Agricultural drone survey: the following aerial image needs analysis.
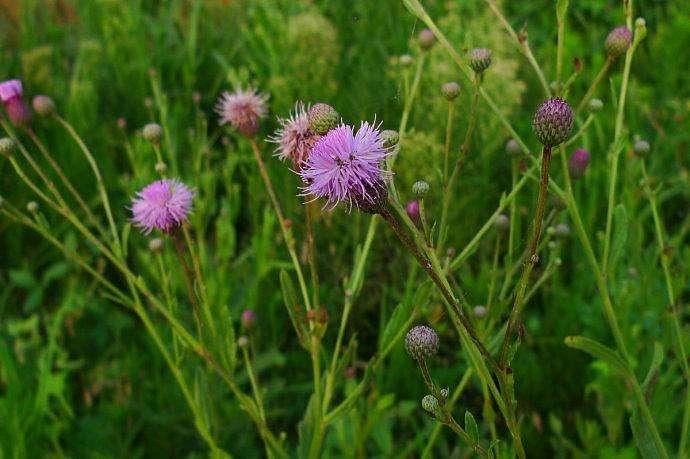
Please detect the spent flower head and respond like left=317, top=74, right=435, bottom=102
left=299, top=122, right=391, bottom=212
left=270, top=101, right=319, bottom=167
left=143, top=123, right=163, bottom=144
left=405, top=325, right=439, bottom=361
left=131, top=179, right=194, bottom=234
left=215, top=87, right=268, bottom=138
left=532, top=98, right=573, bottom=147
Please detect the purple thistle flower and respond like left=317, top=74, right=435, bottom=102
left=568, top=148, right=590, bottom=179
left=215, top=87, right=268, bottom=138
left=406, top=200, right=420, bottom=222
left=131, top=179, right=194, bottom=234
left=0, top=79, right=31, bottom=126
left=532, top=98, right=573, bottom=147
left=241, top=309, right=257, bottom=329
left=405, top=325, right=439, bottom=361
left=299, top=122, right=391, bottom=212
left=269, top=101, right=320, bottom=168
left=605, top=26, right=632, bottom=58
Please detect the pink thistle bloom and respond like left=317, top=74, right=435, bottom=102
left=131, top=179, right=194, bottom=234
left=0, top=79, right=31, bottom=126
left=299, top=122, right=391, bottom=212
left=215, top=87, right=268, bottom=138
left=269, top=101, right=319, bottom=168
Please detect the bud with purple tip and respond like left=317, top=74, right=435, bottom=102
left=418, top=28, right=436, bottom=51
left=406, top=200, right=420, bottom=222
left=441, top=82, right=460, bottom=101
left=468, top=48, right=492, bottom=74
left=0, top=80, right=31, bottom=127
left=241, top=309, right=257, bottom=329
left=568, top=148, right=590, bottom=179
left=605, top=27, right=632, bottom=58
left=32, top=95, right=55, bottom=117
left=532, top=98, right=573, bottom=147
left=307, top=103, right=339, bottom=135
left=405, top=325, right=439, bottom=361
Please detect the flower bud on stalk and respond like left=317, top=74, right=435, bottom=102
left=412, top=180, right=429, bottom=197
left=633, top=139, right=650, bottom=157
left=307, top=103, right=339, bottom=135
left=32, top=95, right=55, bottom=117
left=406, top=200, right=420, bottom=223
left=441, top=82, right=460, bottom=101
left=605, top=26, right=632, bottom=59
left=417, top=28, right=436, bottom=51
left=505, top=138, right=521, bottom=156
left=0, top=80, right=31, bottom=127
left=468, top=48, right=492, bottom=75
left=241, top=309, right=257, bottom=330
left=405, top=325, right=439, bottom=362
left=143, top=123, right=163, bottom=144
left=568, top=148, right=590, bottom=179
left=0, top=137, right=15, bottom=157
left=588, top=98, right=604, bottom=113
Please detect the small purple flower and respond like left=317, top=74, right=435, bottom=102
left=468, top=48, right=492, bottom=73
left=568, top=148, right=590, bottom=179
left=131, top=179, right=194, bottom=234
left=215, top=87, right=268, bottom=138
left=605, top=26, right=632, bottom=58
left=299, top=122, right=391, bottom=212
left=269, top=101, right=319, bottom=168
left=0, top=79, right=30, bottom=126
left=405, top=325, right=439, bottom=361
left=406, top=200, right=420, bottom=222
left=532, top=98, right=573, bottom=147
left=241, top=309, right=257, bottom=329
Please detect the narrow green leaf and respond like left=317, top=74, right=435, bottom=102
left=564, top=335, right=629, bottom=376
left=642, top=342, right=664, bottom=396
left=465, top=410, right=479, bottom=443
left=630, top=409, right=666, bottom=459
left=279, top=270, right=307, bottom=347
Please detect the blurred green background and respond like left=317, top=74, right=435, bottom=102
left=1, top=0, right=689, bottom=456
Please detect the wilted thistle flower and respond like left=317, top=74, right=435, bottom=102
left=494, top=213, right=509, bottom=232
left=588, top=98, right=604, bottom=112
left=532, top=98, right=573, bottom=147
left=421, top=394, right=443, bottom=418
left=468, top=48, right=492, bottom=74
left=405, top=325, right=439, bottom=361
left=605, top=26, right=632, bottom=58
left=505, top=138, right=521, bottom=156
left=568, top=148, right=590, bottom=179
left=307, top=103, right=339, bottom=135
left=143, top=123, right=163, bottom=144
left=0, top=79, right=31, bottom=126
left=380, top=130, right=399, bottom=149
left=634, top=139, right=650, bottom=157
left=406, top=200, right=420, bottom=222
left=215, top=87, right=269, bottom=138
left=31, top=95, right=55, bottom=117
left=418, top=28, right=436, bottom=51
left=241, top=309, right=257, bottom=329
left=0, top=137, right=15, bottom=157
left=412, top=180, right=429, bottom=197
left=299, top=122, right=391, bottom=212
left=441, top=82, right=460, bottom=101
left=270, top=101, right=319, bottom=167
left=131, top=179, right=194, bottom=234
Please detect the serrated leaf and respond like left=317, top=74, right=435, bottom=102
left=564, top=335, right=629, bottom=376
left=465, top=410, right=479, bottom=443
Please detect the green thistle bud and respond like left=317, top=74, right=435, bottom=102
left=633, top=139, right=650, bottom=157
left=412, top=180, right=429, bottom=197
left=27, top=201, right=39, bottom=214
left=32, top=95, right=55, bottom=117
left=532, top=98, right=573, bottom=147
left=155, top=161, right=167, bottom=174
left=0, top=137, right=16, bottom=157
left=149, top=238, right=164, bottom=252
left=421, top=394, right=443, bottom=418
left=441, top=82, right=460, bottom=101
left=380, top=129, right=399, bottom=149
left=588, top=98, right=604, bottom=112
left=605, top=27, right=632, bottom=58
left=143, top=123, right=163, bottom=144
left=308, top=103, right=339, bottom=135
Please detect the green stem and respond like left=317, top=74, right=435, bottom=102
left=446, top=416, right=489, bottom=458
left=242, top=346, right=267, bottom=423
left=574, top=57, right=612, bottom=117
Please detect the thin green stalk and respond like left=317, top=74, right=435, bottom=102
left=564, top=114, right=595, bottom=148
left=446, top=416, right=489, bottom=458
left=242, top=345, right=267, bottom=423
left=574, top=57, right=612, bottom=116
left=556, top=0, right=569, bottom=89
left=182, top=225, right=217, bottom=338
left=442, top=100, right=454, bottom=190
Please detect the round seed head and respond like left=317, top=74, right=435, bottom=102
left=412, top=180, right=429, bottom=197
left=27, top=201, right=39, bottom=214
left=588, top=98, right=604, bottom=112
left=418, top=28, right=436, bottom=51
left=568, top=148, right=590, bottom=179
left=605, top=26, right=632, bottom=58
left=505, top=138, right=521, bottom=156
left=633, top=139, right=650, bottom=157
left=307, top=103, right=340, bottom=135
left=406, top=200, right=420, bottom=222
left=468, top=48, right=492, bottom=74
left=0, top=137, right=15, bottom=157
left=421, top=394, right=441, bottom=417
left=148, top=238, right=164, bottom=252
left=241, top=309, right=257, bottom=329
left=32, top=95, right=55, bottom=117
left=405, top=325, right=439, bottom=361
left=143, top=123, right=163, bottom=144
left=441, top=82, right=460, bottom=101
left=380, top=129, right=399, bottom=149
left=532, top=98, right=573, bottom=147
left=494, top=213, right=509, bottom=232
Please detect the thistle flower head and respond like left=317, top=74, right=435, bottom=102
left=605, top=26, right=632, bottom=58
left=131, top=178, right=194, bottom=234
left=418, top=28, right=436, bottom=51
left=412, top=180, right=429, bottom=197
left=406, top=200, right=420, bottom=222
left=307, top=103, right=340, bottom=135
left=215, top=87, right=269, bottom=138
left=568, top=148, right=590, bottom=179
left=494, top=213, right=509, bottom=231
left=241, top=309, right=257, bottom=329
left=143, top=123, right=163, bottom=144
left=468, top=48, right=492, bottom=74
left=405, top=325, right=439, bottom=361
left=269, top=101, right=319, bottom=167
left=441, top=81, right=460, bottom=101
left=0, top=137, right=15, bottom=157
left=299, top=122, right=391, bottom=213
left=32, top=95, right=55, bottom=117
left=0, top=79, right=30, bottom=126
left=505, top=138, right=521, bottom=156
left=633, top=139, right=650, bottom=157
left=532, top=98, right=573, bottom=147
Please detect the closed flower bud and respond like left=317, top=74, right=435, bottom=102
left=441, top=82, right=460, bottom=101
left=32, top=95, right=55, bottom=116
left=155, top=161, right=167, bottom=174
left=241, top=309, right=257, bottom=329
left=505, top=138, right=521, bottom=156
left=568, top=148, right=590, bottom=179
left=418, top=28, right=436, bottom=51
left=633, top=139, right=650, bottom=157
left=532, top=98, right=573, bottom=147
left=405, top=325, right=439, bottom=361
left=0, top=80, right=31, bottom=127
left=380, top=129, right=399, bottom=149
left=399, top=54, right=414, bottom=67
left=27, top=201, right=39, bottom=214
left=406, top=200, right=420, bottom=222
left=148, top=238, right=164, bottom=252
left=0, top=137, right=15, bottom=157
left=412, top=180, right=429, bottom=197
left=494, top=213, right=509, bottom=232
left=473, top=305, right=488, bottom=318
left=421, top=394, right=443, bottom=418
left=588, top=98, right=604, bottom=112
left=605, top=26, right=632, bottom=58
left=238, top=336, right=249, bottom=348
left=143, top=123, right=163, bottom=144
left=468, top=48, right=492, bottom=74
left=307, top=103, right=339, bottom=135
